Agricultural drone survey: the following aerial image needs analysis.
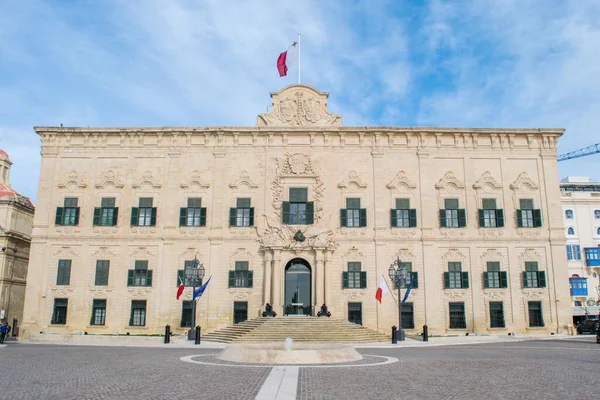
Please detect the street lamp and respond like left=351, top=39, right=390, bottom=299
left=388, top=255, right=410, bottom=342
left=184, top=255, right=205, bottom=341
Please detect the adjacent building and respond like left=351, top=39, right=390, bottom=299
left=0, top=149, right=35, bottom=335
left=560, top=176, right=600, bottom=324
left=21, top=84, right=572, bottom=338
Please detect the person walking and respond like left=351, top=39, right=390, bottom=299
left=0, top=322, right=9, bottom=344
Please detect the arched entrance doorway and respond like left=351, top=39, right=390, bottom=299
left=284, top=258, right=312, bottom=316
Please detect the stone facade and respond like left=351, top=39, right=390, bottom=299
left=21, top=84, right=571, bottom=338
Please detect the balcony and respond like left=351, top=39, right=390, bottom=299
left=569, top=277, right=588, bottom=297
left=584, top=248, right=600, bottom=267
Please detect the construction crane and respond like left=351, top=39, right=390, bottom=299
left=557, top=143, right=600, bottom=162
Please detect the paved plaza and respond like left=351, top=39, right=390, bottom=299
left=1, top=337, right=599, bottom=399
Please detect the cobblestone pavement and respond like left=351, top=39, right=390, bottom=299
left=1, top=337, right=599, bottom=400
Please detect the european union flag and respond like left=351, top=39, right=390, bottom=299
left=193, top=276, right=212, bottom=300
left=402, top=276, right=414, bottom=303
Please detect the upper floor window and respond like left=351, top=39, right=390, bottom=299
left=523, top=261, right=546, bottom=288
left=56, top=260, right=71, bottom=285
left=55, top=198, right=80, bottom=226
left=478, top=198, right=504, bottom=228
left=131, top=198, right=156, bottom=227
left=93, top=197, right=118, bottom=226
left=585, top=247, right=600, bottom=267
left=566, top=244, right=581, bottom=261
left=282, top=188, right=314, bottom=225
left=444, top=262, right=469, bottom=289
left=94, top=260, right=110, bottom=286
left=391, top=198, right=417, bottom=228
left=180, top=198, right=206, bottom=227
left=569, top=277, right=588, bottom=297
left=228, top=261, right=253, bottom=288
left=567, top=227, right=575, bottom=236
left=517, top=199, right=542, bottom=228
left=595, top=210, right=600, bottom=219
left=440, top=198, right=466, bottom=228
left=341, top=198, right=367, bottom=227
left=597, top=227, right=600, bottom=236
left=565, top=210, right=574, bottom=219
left=342, top=262, right=367, bottom=289
left=230, top=198, right=254, bottom=227
left=127, top=260, right=153, bottom=287
left=392, top=262, right=419, bottom=289
left=483, top=261, right=508, bottom=288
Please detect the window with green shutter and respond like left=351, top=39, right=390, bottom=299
left=479, top=199, right=503, bottom=228
left=489, top=302, right=505, bottom=328
left=128, top=260, right=152, bottom=287
left=344, top=262, right=364, bottom=289
left=180, top=198, right=206, bottom=227
left=134, top=197, right=156, bottom=226
left=285, top=188, right=313, bottom=225
left=342, top=198, right=366, bottom=227
left=524, top=261, right=541, bottom=288
left=517, top=199, right=541, bottom=228
left=130, top=300, right=147, bottom=326
left=445, top=262, right=466, bottom=289
left=95, top=260, right=110, bottom=286
left=230, top=198, right=253, bottom=227
left=94, top=197, right=118, bottom=226
left=441, top=199, right=465, bottom=228
left=391, top=198, right=417, bottom=228
left=56, top=260, right=71, bottom=285
left=229, top=261, right=252, bottom=288
left=90, top=299, right=106, bottom=325
left=59, top=198, right=80, bottom=226
left=51, top=298, right=68, bottom=325
left=528, top=301, right=544, bottom=327
left=180, top=300, right=193, bottom=327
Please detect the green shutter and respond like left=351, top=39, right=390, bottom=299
left=177, top=270, right=184, bottom=287
left=483, top=272, right=489, bottom=288
left=229, top=208, right=237, bottom=226
left=461, top=272, right=469, bottom=288
left=411, top=272, right=418, bottom=289
left=150, top=208, right=157, bottom=226
left=496, top=209, right=504, bottom=227
left=247, top=271, right=253, bottom=288
left=522, top=271, right=528, bottom=288
left=180, top=208, right=188, bottom=226
left=112, top=208, right=119, bottom=226
left=282, top=202, right=290, bottom=224
left=93, top=208, right=101, bottom=226
left=249, top=208, right=254, bottom=226
left=359, top=209, right=367, bottom=227
left=458, top=209, right=466, bottom=227
left=306, top=201, right=314, bottom=224
left=517, top=210, right=523, bottom=228
left=127, top=270, right=134, bottom=286
left=538, top=271, right=546, bottom=288
left=390, top=210, right=397, bottom=227
left=342, top=272, right=349, bottom=289
left=439, top=210, right=447, bottom=227
left=200, top=208, right=207, bottom=226
left=360, top=271, right=367, bottom=289
left=55, top=207, right=64, bottom=225
left=478, top=209, right=485, bottom=227
left=500, top=271, right=508, bottom=288
left=340, top=209, right=348, bottom=227
left=146, top=270, right=153, bottom=287
left=130, top=208, right=139, bottom=226
left=129, top=306, right=134, bottom=326
left=74, top=208, right=80, bottom=225
left=409, top=209, right=417, bottom=227
left=533, top=209, right=542, bottom=227
left=228, top=271, right=235, bottom=288
left=444, top=272, right=450, bottom=289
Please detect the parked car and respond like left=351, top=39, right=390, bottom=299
left=577, top=319, right=599, bottom=335
left=597, top=327, right=600, bottom=343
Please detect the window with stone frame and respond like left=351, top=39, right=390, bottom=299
left=131, top=197, right=157, bottom=227
left=129, top=300, right=147, bottom=326
left=229, top=198, right=254, bottom=227
left=282, top=188, right=314, bottom=225
left=51, top=298, right=68, bottom=325
left=341, top=198, right=367, bottom=227
left=180, top=198, right=206, bottom=227
left=528, top=301, right=544, bottom=327
left=479, top=198, right=504, bottom=228
left=444, top=262, right=469, bottom=289
left=391, top=198, right=417, bottom=228
left=94, top=260, right=110, bottom=286
left=342, top=262, right=366, bottom=289
left=90, top=299, right=106, bottom=326
left=56, top=260, right=71, bottom=285
left=517, top=199, right=542, bottom=228
left=180, top=301, right=192, bottom=328
left=489, top=301, right=505, bottom=328
left=93, top=197, right=118, bottom=226
left=56, top=197, right=80, bottom=226
left=449, top=302, right=466, bottom=329
left=440, top=198, right=466, bottom=228
left=228, top=261, right=253, bottom=288
left=127, top=260, right=153, bottom=287
left=523, top=261, right=546, bottom=288
left=483, top=261, right=507, bottom=288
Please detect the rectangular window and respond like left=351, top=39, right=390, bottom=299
left=517, top=199, right=542, bottom=228
left=566, top=245, right=582, bottom=261
left=524, top=262, right=539, bottom=288
left=528, top=301, right=544, bottom=327
left=489, top=302, right=505, bottom=328
left=91, top=299, right=106, bottom=326
left=93, top=197, right=118, bottom=226
left=130, top=300, right=147, bottom=326
left=56, top=260, right=71, bottom=285
left=228, top=261, right=253, bottom=288
left=448, top=262, right=462, bottom=289
left=128, top=261, right=153, bottom=287
left=290, top=188, right=308, bottom=203
left=346, top=198, right=361, bottom=227
left=401, top=302, right=415, bottom=329
left=56, top=197, right=80, bottom=226
left=486, top=262, right=500, bottom=288
left=449, top=302, right=466, bottom=329
left=347, top=262, right=362, bottom=289
left=234, top=301, right=248, bottom=324
left=569, top=277, right=588, bottom=296
left=234, top=198, right=252, bottom=227
left=180, top=198, right=206, bottom=227
left=440, top=199, right=465, bottom=228
left=283, top=188, right=313, bottom=225
left=51, top=298, right=68, bottom=325
left=180, top=301, right=192, bottom=328
left=482, top=210, right=497, bottom=227
left=520, top=199, right=534, bottom=209
left=396, top=198, right=410, bottom=209
left=138, top=198, right=154, bottom=226
left=482, top=199, right=497, bottom=209
left=585, top=247, right=600, bottom=266
left=94, top=260, right=110, bottom=286
left=391, top=198, right=417, bottom=228
left=348, top=302, right=362, bottom=325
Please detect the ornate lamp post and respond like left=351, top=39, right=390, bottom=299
left=388, top=255, right=409, bottom=342
left=184, top=255, right=205, bottom=341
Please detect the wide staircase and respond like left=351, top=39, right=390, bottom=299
left=201, top=317, right=390, bottom=344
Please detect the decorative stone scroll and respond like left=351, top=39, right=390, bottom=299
left=229, top=170, right=259, bottom=190
left=181, top=170, right=210, bottom=190
left=337, top=171, right=367, bottom=191
left=95, top=170, right=125, bottom=189
left=510, top=172, right=539, bottom=192
left=435, top=171, right=465, bottom=191
left=386, top=171, right=417, bottom=191
left=58, top=170, right=87, bottom=189
left=133, top=171, right=161, bottom=189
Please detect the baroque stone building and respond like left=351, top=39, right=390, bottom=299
left=21, top=84, right=571, bottom=338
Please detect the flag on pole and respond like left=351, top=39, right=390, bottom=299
left=193, top=276, right=212, bottom=301
left=402, top=275, right=414, bottom=303
left=375, top=275, right=389, bottom=303
left=277, top=41, right=299, bottom=77
left=176, top=277, right=185, bottom=300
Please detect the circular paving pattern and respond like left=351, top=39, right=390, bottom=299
left=180, top=353, right=399, bottom=368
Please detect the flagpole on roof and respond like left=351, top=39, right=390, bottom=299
left=297, top=33, right=301, bottom=84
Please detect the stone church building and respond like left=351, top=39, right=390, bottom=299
left=21, top=84, right=571, bottom=338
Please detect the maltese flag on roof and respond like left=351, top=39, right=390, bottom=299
left=277, top=40, right=299, bottom=77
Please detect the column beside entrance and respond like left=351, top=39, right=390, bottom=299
left=315, top=250, right=325, bottom=309
left=272, top=249, right=282, bottom=316
left=263, top=251, right=273, bottom=306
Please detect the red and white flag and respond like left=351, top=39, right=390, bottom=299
left=176, top=277, right=185, bottom=300
left=375, top=275, right=389, bottom=303
left=277, top=41, right=299, bottom=77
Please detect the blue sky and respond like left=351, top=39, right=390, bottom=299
left=2, top=0, right=600, bottom=203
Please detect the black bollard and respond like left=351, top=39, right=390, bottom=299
left=194, top=326, right=201, bottom=345
left=423, top=325, right=428, bottom=342
left=164, top=325, right=171, bottom=344
left=392, top=325, right=398, bottom=344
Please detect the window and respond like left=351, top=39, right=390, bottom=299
left=523, top=262, right=546, bottom=288
left=440, top=198, right=466, bottom=228
left=131, top=198, right=157, bottom=227
left=341, top=198, right=367, bottom=227
left=595, top=210, right=600, bottom=219
left=229, top=198, right=253, bottom=227
left=393, top=262, right=419, bottom=289
left=569, top=277, right=588, bottom=296
left=233, top=301, right=248, bottom=324
left=348, top=302, right=362, bottom=325
left=90, top=299, right=106, bottom=326
left=228, top=261, right=253, bottom=288
left=179, top=198, right=207, bottom=227
left=489, top=302, right=505, bottom=328
left=483, top=261, right=508, bottom=288
left=449, top=302, right=466, bottom=329
left=597, top=227, right=600, bottom=236
left=528, top=301, right=544, bottom=327
left=56, top=260, right=71, bottom=285
left=479, top=198, right=504, bottom=228
left=391, top=198, right=417, bottom=228
left=94, top=260, right=110, bottom=286
left=585, top=248, right=600, bottom=266
left=343, top=262, right=367, bottom=289
left=401, top=302, right=415, bottom=329
left=517, top=199, right=542, bottom=228
left=127, top=261, right=153, bottom=287
left=282, top=188, right=314, bottom=225
left=51, top=298, right=68, bottom=325
left=565, top=210, right=574, bottom=219
left=180, top=301, right=192, bottom=328
left=444, top=262, right=469, bottom=289
left=566, top=245, right=581, bottom=261
left=93, top=198, right=118, bottom=226
left=55, top=198, right=80, bottom=226
left=567, top=227, right=575, bottom=236
left=129, top=300, right=147, bottom=326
